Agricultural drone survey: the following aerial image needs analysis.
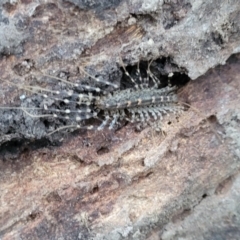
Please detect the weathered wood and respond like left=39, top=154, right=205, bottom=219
left=0, top=0, right=240, bottom=239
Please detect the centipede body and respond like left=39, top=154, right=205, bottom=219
left=0, top=59, right=184, bottom=137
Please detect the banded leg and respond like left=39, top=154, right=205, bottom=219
left=47, top=123, right=94, bottom=136
left=141, top=108, right=151, bottom=121
left=3, top=76, right=99, bottom=109
left=21, top=107, right=97, bottom=121
left=127, top=108, right=137, bottom=123
left=119, top=109, right=126, bottom=120
left=151, top=107, right=163, bottom=120
left=98, top=111, right=110, bottom=130
left=135, top=61, right=146, bottom=89
left=148, top=108, right=158, bottom=120
left=136, top=108, right=145, bottom=122
left=146, top=59, right=161, bottom=88
left=119, top=56, right=140, bottom=90
left=109, top=112, right=119, bottom=130
left=79, top=67, right=119, bottom=90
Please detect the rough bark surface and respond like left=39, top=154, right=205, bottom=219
left=0, top=0, right=240, bottom=239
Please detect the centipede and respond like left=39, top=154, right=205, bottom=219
left=0, top=58, right=185, bottom=141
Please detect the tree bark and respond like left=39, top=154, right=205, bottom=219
left=0, top=0, right=240, bottom=239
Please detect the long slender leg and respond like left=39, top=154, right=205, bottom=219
left=128, top=108, right=137, bottom=122
left=148, top=108, right=158, bottom=120
left=97, top=111, right=110, bottom=130
left=146, top=59, right=161, bottom=88
left=118, top=109, right=126, bottom=121
left=42, top=74, right=104, bottom=92
left=24, top=75, right=102, bottom=97
left=151, top=107, right=163, bottom=120
left=109, top=112, right=119, bottom=130
left=2, top=77, right=99, bottom=111
left=79, top=67, right=119, bottom=90
left=47, top=124, right=94, bottom=136
left=135, top=61, right=146, bottom=89
left=118, top=56, right=140, bottom=90
left=20, top=107, right=97, bottom=121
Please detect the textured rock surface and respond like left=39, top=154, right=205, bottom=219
left=0, top=0, right=240, bottom=239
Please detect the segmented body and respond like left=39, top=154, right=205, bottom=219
left=1, top=61, right=183, bottom=135
left=95, top=86, right=179, bottom=130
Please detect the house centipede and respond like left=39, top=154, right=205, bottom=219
left=0, top=58, right=186, bottom=142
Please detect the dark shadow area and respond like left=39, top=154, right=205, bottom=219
left=0, top=137, right=58, bottom=160
left=120, top=57, right=190, bottom=89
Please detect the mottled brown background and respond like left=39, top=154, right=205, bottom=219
left=0, top=0, right=240, bottom=239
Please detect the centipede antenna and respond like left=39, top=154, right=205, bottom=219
left=1, top=79, right=39, bottom=93
left=0, top=106, right=42, bottom=110
left=1, top=78, right=62, bottom=100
